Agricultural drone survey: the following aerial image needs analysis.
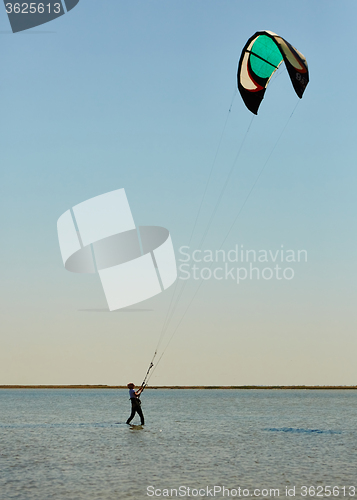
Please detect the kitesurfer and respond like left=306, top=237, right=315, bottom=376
left=126, top=383, right=145, bottom=425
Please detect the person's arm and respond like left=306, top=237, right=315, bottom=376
left=135, top=386, right=144, bottom=396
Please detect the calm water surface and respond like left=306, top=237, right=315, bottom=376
left=0, top=390, right=356, bottom=499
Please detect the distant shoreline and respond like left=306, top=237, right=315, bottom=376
left=1, top=385, right=356, bottom=390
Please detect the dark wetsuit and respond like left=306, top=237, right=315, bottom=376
left=126, top=388, right=144, bottom=425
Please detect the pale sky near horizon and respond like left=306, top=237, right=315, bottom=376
left=1, top=0, right=356, bottom=386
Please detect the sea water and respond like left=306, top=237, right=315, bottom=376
left=0, top=389, right=356, bottom=499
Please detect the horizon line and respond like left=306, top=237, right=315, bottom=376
left=1, top=385, right=357, bottom=390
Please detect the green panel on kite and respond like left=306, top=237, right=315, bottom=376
left=250, top=35, right=283, bottom=78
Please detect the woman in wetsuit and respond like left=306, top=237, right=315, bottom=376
left=126, top=383, right=145, bottom=425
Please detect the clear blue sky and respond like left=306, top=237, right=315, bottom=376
left=1, top=0, right=356, bottom=385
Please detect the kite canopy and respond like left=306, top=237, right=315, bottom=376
left=237, top=31, right=309, bottom=114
